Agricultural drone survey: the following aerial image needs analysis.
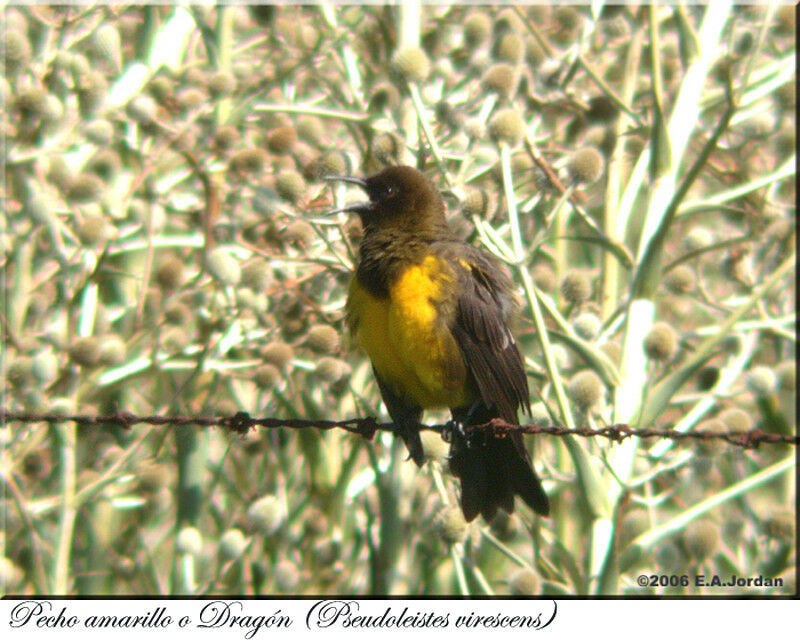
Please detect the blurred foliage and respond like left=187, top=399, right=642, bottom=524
left=1, top=4, right=795, bottom=596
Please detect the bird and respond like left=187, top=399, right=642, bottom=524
left=326, top=165, right=549, bottom=522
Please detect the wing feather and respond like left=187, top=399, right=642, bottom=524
left=440, top=243, right=530, bottom=422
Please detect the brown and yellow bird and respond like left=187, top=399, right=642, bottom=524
left=327, top=165, right=548, bottom=522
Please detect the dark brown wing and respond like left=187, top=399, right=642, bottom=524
left=434, top=241, right=549, bottom=520
left=438, top=242, right=531, bottom=422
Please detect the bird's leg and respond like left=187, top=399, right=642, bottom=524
left=396, top=422, right=425, bottom=467
left=372, top=372, right=425, bottom=466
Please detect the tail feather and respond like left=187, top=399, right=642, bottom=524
left=448, top=413, right=549, bottom=522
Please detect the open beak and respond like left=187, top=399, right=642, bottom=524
left=324, top=174, right=370, bottom=215
left=323, top=175, right=367, bottom=189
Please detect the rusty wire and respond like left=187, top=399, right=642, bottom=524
left=1, top=410, right=795, bottom=449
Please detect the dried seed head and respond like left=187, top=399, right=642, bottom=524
left=555, top=5, right=583, bottom=32
left=568, top=369, right=604, bottom=411
left=684, top=227, right=714, bottom=252
left=717, top=408, right=751, bottom=433
left=463, top=12, right=492, bottom=49
left=7, top=356, right=34, bottom=388
left=745, top=366, right=777, bottom=397
left=229, top=148, right=268, bottom=174
left=573, top=312, right=601, bottom=341
left=212, top=125, right=239, bottom=151
left=663, top=265, right=696, bottom=294
left=176, top=526, right=203, bottom=556
left=462, top=187, right=491, bottom=218
left=283, top=219, right=315, bottom=247
left=296, top=115, right=325, bottom=146
left=488, top=108, right=525, bottom=146
left=560, top=269, right=592, bottom=305
left=97, top=335, right=126, bottom=366
left=531, top=263, right=556, bottom=293
left=75, top=213, right=108, bottom=245
left=66, top=174, right=104, bottom=204
left=208, top=70, right=237, bottom=98
left=267, top=125, right=298, bottom=154
left=306, top=324, right=340, bottom=354
left=697, top=366, right=720, bottom=391
left=643, top=322, right=678, bottom=361
left=273, top=560, right=300, bottom=592
left=492, top=32, right=525, bottom=64
left=261, top=342, right=294, bottom=369
left=313, top=150, right=349, bottom=178
left=530, top=402, right=551, bottom=428
left=91, top=24, right=122, bottom=71
left=314, top=357, right=351, bottom=382
left=435, top=505, right=468, bottom=545
left=175, top=87, right=206, bottom=111
left=126, top=94, right=158, bottom=124
left=524, top=34, right=546, bottom=66
left=85, top=119, right=114, bottom=146
left=254, top=363, right=281, bottom=389
left=508, top=568, right=540, bottom=595
left=5, top=28, right=32, bottom=72
left=654, top=542, right=683, bottom=572
left=493, top=8, right=523, bottom=36
left=246, top=495, right=285, bottom=535
left=164, top=300, right=191, bottom=326
left=568, top=370, right=604, bottom=410
left=205, top=247, right=241, bottom=286
left=683, top=519, right=721, bottom=561
left=566, top=146, right=605, bottom=185
left=391, top=46, right=430, bottom=83
left=481, top=62, right=519, bottom=99
left=87, top=149, right=121, bottom=182
left=69, top=336, right=101, bottom=368
left=241, top=259, right=271, bottom=292
left=367, top=81, right=401, bottom=114
left=274, top=170, right=306, bottom=203
left=32, top=350, right=59, bottom=384
left=15, top=87, right=50, bottom=120
left=586, top=94, right=620, bottom=123
left=162, top=327, right=189, bottom=352
left=219, top=528, right=248, bottom=561
left=148, top=75, right=174, bottom=104
left=236, top=287, right=266, bottom=314
left=369, top=132, right=403, bottom=167
left=155, top=256, right=184, bottom=291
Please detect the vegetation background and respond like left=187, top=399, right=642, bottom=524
left=2, top=3, right=795, bottom=596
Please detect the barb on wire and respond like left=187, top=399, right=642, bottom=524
left=1, top=409, right=796, bottom=450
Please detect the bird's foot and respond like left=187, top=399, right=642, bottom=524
left=441, top=418, right=466, bottom=445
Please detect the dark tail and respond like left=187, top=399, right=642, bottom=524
left=448, top=409, right=549, bottom=523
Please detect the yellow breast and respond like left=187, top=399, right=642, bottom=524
left=347, top=254, right=469, bottom=409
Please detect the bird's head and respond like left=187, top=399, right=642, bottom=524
left=325, top=166, right=447, bottom=233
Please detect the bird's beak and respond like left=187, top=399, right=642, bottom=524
left=324, top=174, right=370, bottom=215
left=323, top=174, right=368, bottom=189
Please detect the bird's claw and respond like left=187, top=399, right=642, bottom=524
left=442, top=418, right=466, bottom=444
left=397, top=424, right=425, bottom=467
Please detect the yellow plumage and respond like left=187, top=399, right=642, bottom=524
left=347, top=254, right=469, bottom=409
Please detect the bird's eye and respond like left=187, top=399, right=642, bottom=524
left=384, top=184, right=397, bottom=198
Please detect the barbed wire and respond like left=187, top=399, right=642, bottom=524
left=1, top=409, right=796, bottom=449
